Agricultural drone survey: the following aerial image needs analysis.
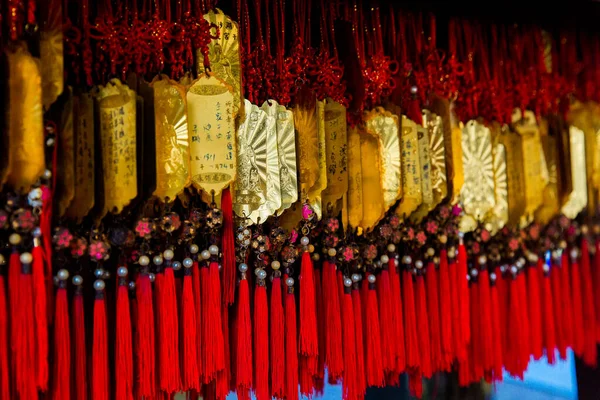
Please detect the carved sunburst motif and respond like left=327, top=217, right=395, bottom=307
left=423, top=110, right=447, bottom=206
left=487, top=143, right=508, bottom=234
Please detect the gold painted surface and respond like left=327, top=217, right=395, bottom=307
left=569, top=102, right=598, bottom=213
left=450, top=124, right=465, bottom=202
left=423, top=110, right=447, bottom=207
left=322, top=99, right=348, bottom=211
left=459, top=120, right=495, bottom=221
left=495, top=126, right=526, bottom=226
left=485, top=143, right=508, bottom=234
left=57, top=89, right=75, bottom=217
left=198, top=9, right=243, bottom=120
left=293, top=95, right=319, bottom=200
left=6, top=45, right=45, bottom=193
left=535, top=125, right=560, bottom=224
left=307, top=100, right=328, bottom=220
left=347, top=126, right=364, bottom=229
left=428, top=96, right=455, bottom=199
left=562, top=126, right=588, bottom=218
left=97, top=80, right=138, bottom=216
left=40, top=1, right=63, bottom=109
left=410, top=125, right=434, bottom=222
left=396, top=116, right=422, bottom=218
left=261, top=101, right=298, bottom=215
left=360, top=128, right=385, bottom=230
left=187, top=75, right=236, bottom=200
left=151, top=76, right=190, bottom=202
left=65, top=93, right=95, bottom=221
left=364, top=107, right=401, bottom=210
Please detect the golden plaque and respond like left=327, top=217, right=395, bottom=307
left=422, top=110, right=448, bottom=207
left=364, top=107, right=402, bottom=211
left=56, top=89, right=75, bottom=217
left=410, top=125, right=434, bottom=222
left=569, top=101, right=598, bottom=213
left=396, top=116, right=423, bottom=218
left=97, top=79, right=138, bottom=216
left=535, top=118, right=561, bottom=224
left=322, top=99, right=349, bottom=213
left=40, top=1, right=64, bottom=109
left=561, top=126, right=588, bottom=219
left=187, top=75, right=237, bottom=202
left=307, top=100, right=329, bottom=220
left=494, top=125, right=526, bottom=226
left=151, top=76, right=190, bottom=203
left=347, top=127, right=364, bottom=229
left=360, top=128, right=385, bottom=230
left=485, top=143, right=508, bottom=234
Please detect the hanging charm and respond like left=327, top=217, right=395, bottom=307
left=347, top=127, right=364, bottom=230
left=422, top=110, right=448, bottom=207
left=562, top=125, right=588, bottom=218
left=495, top=125, right=526, bottom=226
left=360, top=127, right=385, bottom=230
left=396, top=116, right=422, bottom=218
left=40, top=0, right=64, bottom=109
left=322, top=99, right=349, bottom=214
left=56, top=89, right=75, bottom=217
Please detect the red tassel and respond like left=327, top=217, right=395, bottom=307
left=595, top=241, right=600, bottom=343
left=41, top=186, right=54, bottom=322
left=527, top=260, right=543, bottom=360
left=415, top=274, right=432, bottom=378
left=517, top=272, right=530, bottom=374
left=580, top=239, right=597, bottom=367
left=314, top=266, right=325, bottom=390
left=408, top=373, right=423, bottom=399
left=490, top=275, right=503, bottom=381
left=116, top=270, right=134, bottom=399
left=0, top=270, right=8, bottom=400
left=10, top=252, right=36, bottom=400
left=506, top=275, right=522, bottom=378
left=559, top=253, right=574, bottom=353
left=236, top=276, right=252, bottom=394
left=469, top=280, right=483, bottom=382
left=406, top=97, right=423, bottom=126
left=496, top=268, right=508, bottom=363
left=323, top=261, right=343, bottom=381
left=541, top=266, right=557, bottom=364
left=32, top=244, right=48, bottom=391
left=202, top=262, right=226, bottom=382
left=457, top=242, right=470, bottom=349
left=135, top=272, right=156, bottom=398
left=285, top=285, right=298, bottom=400
left=478, top=269, right=493, bottom=373
left=159, top=265, right=181, bottom=393
left=92, top=290, right=109, bottom=400
left=351, top=287, right=366, bottom=397
left=216, top=303, right=230, bottom=400
left=182, top=267, right=200, bottom=391
left=425, top=262, right=442, bottom=373
left=449, top=256, right=464, bottom=361
left=377, top=266, right=396, bottom=376
left=254, top=283, right=269, bottom=400
left=388, top=258, right=406, bottom=374
left=270, top=275, right=285, bottom=399
left=403, top=268, right=420, bottom=369
left=192, top=262, right=203, bottom=380
left=570, top=250, right=585, bottom=357
left=72, top=286, right=87, bottom=400
left=221, top=188, right=236, bottom=305
left=52, top=282, right=70, bottom=400
left=299, top=354, right=316, bottom=397
left=299, top=251, right=318, bottom=359
left=551, top=258, right=568, bottom=360
left=365, top=275, right=384, bottom=387
left=342, top=288, right=358, bottom=400
left=438, top=250, right=453, bottom=370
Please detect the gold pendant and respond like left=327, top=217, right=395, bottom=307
left=306, top=100, right=328, bottom=220
left=347, top=126, right=364, bottom=230
left=151, top=75, right=190, bottom=203
left=40, top=2, right=64, bottom=109
left=485, top=142, right=508, bottom=234
left=360, top=127, right=385, bottom=230
left=364, top=107, right=401, bottom=211
left=5, top=44, right=45, bottom=193
left=56, top=88, right=75, bottom=217
left=561, top=125, right=588, bottom=218
left=187, top=74, right=237, bottom=203
left=97, top=79, right=138, bottom=216
left=65, top=93, right=96, bottom=222
left=293, top=92, right=320, bottom=200
left=396, top=116, right=422, bottom=218
left=494, top=124, right=526, bottom=226
left=410, top=125, right=434, bottom=222
left=423, top=110, right=448, bottom=207
left=535, top=118, right=560, bottom=224
left=322, top=99, right=348, bottom=213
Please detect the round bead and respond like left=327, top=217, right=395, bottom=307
left=163, top=249, right=174, bottom=260
left=43, top=169, right=52, bottom=179
left=94, top=268, right=104, bottom=278
left=201, top=250, right=211, bottom=260
left=402, top=255, right=412, bottom=265
left=117, top=267, right=128, bottom=277
left=102, top=270, right=111, bottom=280
left=239, top=263, right=248, bottom=273
left=139, top=255, right=150, bottom=266
left=53, top=276, right=59, bottom=286
left=343, top=277, right=353, bottom=287
left=300, top=236, right=310, bottom=246
left=308, top=244, right=315, bottom=253
left=387, top=244, right=396, bottom=253
left=478, top=255, right=487, bottom=265
left=148, top=273, right=156, bottom=283
left=328, top=248, right=337, bottom=257
left=471, top=268, right=479, bottom=277
left=94, top=279, right=105, bottom=291
left=257, top=269, right=267, bottom=280
left=410, top=85, right=418, bottom=95
left=183, top=258, right=194, bottom=268
left=415, top=260, right=423, bottom=269
left=427, top=248, right=435, bottom=257
left=351, top=273, right=361, bottom=283
left=542, top=264, right=550, bottom=273
left=285, top=277, right=295, bottom=287
left=153, top=255, right=164, bottom=265
left=367, top=274, right=376, bottom=284
left=32, top=227, right=42, bottom=238
left=57, top=269, right=69, bottom=281
left=570, top=248, right=578, bottom=260
left=20, top=252, right=32, bottom=264
left=72, top=275, right=83, bottom=286
left=172, top=261, right=182, bottom=271
left=128, top=281, right=136, bottom=290
left=380, top=255, right=389, bottom=264
left=9, top=233, right=21, bottom=246
left=271, top=260, right=281, bottom=270
left=510, top=265, right=518, bottom=275
left=490, top=272, right=497, bottom=282
left=190, top=244, right=199, bottom=254
left=209, top=245, right=219, bottom=255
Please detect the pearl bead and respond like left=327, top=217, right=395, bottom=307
left=257, top=269, right=267, bottom=280
left=20, top=252, right=32, bottom=264
left=102, top=270, right=111, bottom=280
left=32, top=227, right=42, bottom=238
left=190, top=244, right=199, bottom=254
left=427, top=248, right=435, bottom=257
left=271, top=260, right=281, bottom=270
left=518, top=257, right=526, bottom=267
left=201, top=250, right=211, bottom=260
left=57, top=269, right=69, bottom=281
left=9, top=233, right=21, bottom=246
left=402, top=255, right=412, bottom=265
left=510, top=266, right=518, bottom=275
left=367, top=274, right=376, bottom=284
left=117, top=267, right=128, bottom=277
left=410, top=85, right=418, bottom=94
left=542, top=264, right=550, bottom=273
left=209, top=245, right=219, bottom=255
left=478, top=255, right=487, bottom=265
left=239, top=263, right=248, bottom=273
left=148, top=273, right=156, bottom=283
left=351, top=273, right=361, bottom=283
left=94, top=280, right=106, bottom=291
left=387, top=244, right=396, bottom=253
left=43, top=169, right=52, bottom=179
left=128, top=281, right=136, bottom=290
left=153, top=255, right=164, bottom=265
left=415, top=260, right=423, bottom=269
left=139, top=255, right=150, bottom=266
left=285, top=277, right=295, bottom=287
left=328, top=248, right=337, bottom=257
left=72, top=275, right=83, bottom=286
left=380, top=255, right=389, bottom=264
left=94, top=268, right=104, bottom=278
left=471, top=268, right=478, bottom=277
left=163, top=249, right=174, bottom=260
left=490, top=272, right=497, bottom=282
left=343, top=277, right=353, bottom=287
left=570, top=248, right=578, bottom=260
left=172, top=261, right=182, bottom=271
left=300, top=236, right=310, bottom=246
left=183, top=258, right=193, bottom=268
